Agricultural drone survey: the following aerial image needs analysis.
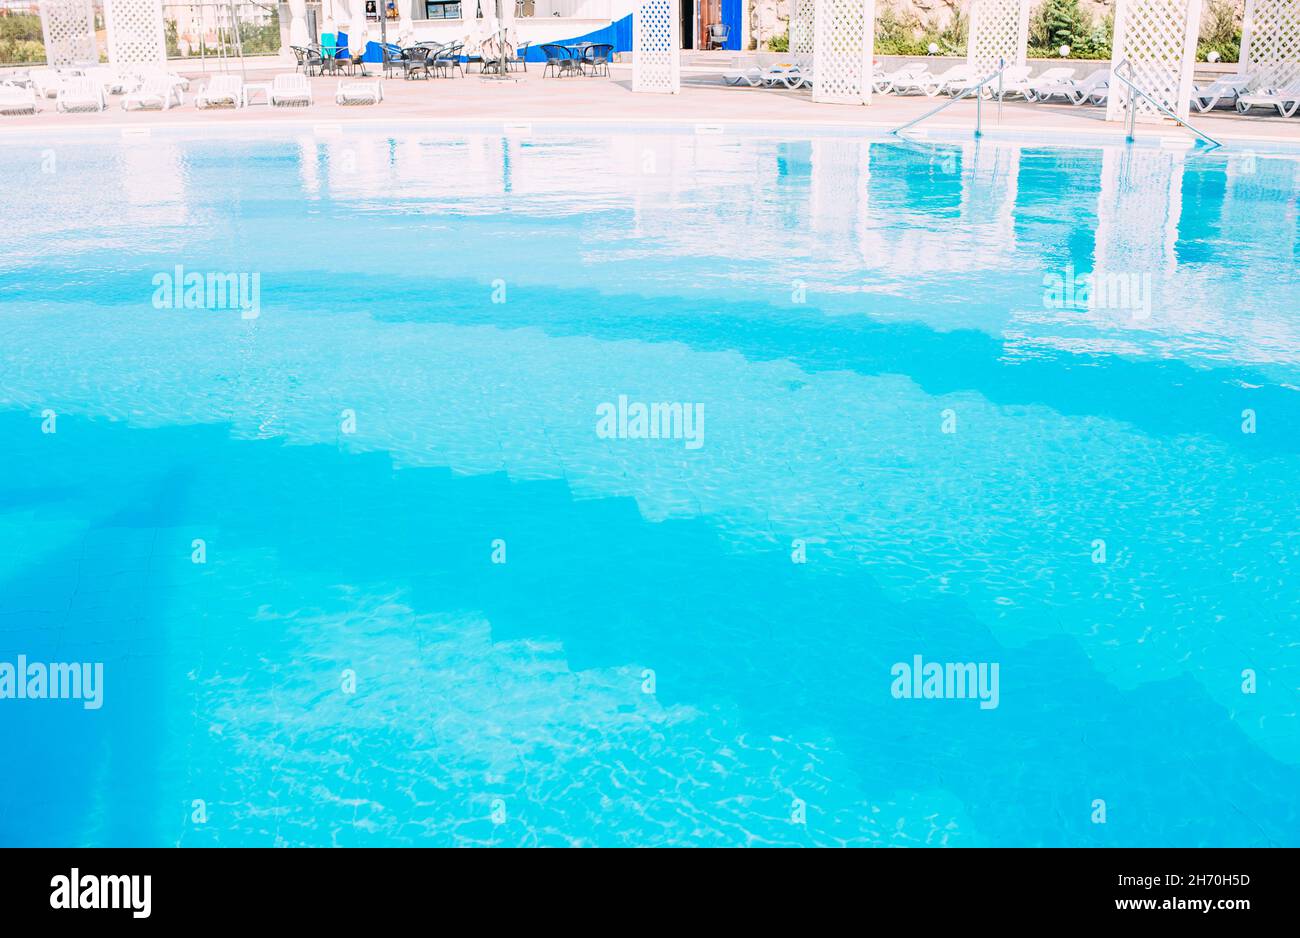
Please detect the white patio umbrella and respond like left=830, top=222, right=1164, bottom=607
left=321, top=0, right=338, bottom=46
left=288, top=0, right=310, bottom=47
left=497, top=0, right=515, bottom=68
left=482, top=0, right=498, bottom=67
left=396, top=0, right=414, bottom=44
left=463, top=0, right=484, bottom=56
left=345, top=0, right=370, bottom=63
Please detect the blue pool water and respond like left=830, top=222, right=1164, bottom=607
left=1, top=126, right=1298, bottom=847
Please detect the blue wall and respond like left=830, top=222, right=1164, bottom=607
left=522, top=14, right=633, bottom=62
left=721, top=0, right=742, bottom=50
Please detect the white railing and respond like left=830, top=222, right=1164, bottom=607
left=412, top=0, right=609, bottom=19
left=521, top=0, right=609, bottom=18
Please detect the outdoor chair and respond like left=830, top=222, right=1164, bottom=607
left=541, top=44, right=579, bottom=78
left=381, top=44, right=409, bottom=79
left=404, top=46, right=433, bottom=80
left=704, top=23, right=729, bottom=50
left=583, top=43, right=612, bottom=78
left=512, top=42, right=530, bottom=72
left=432, top=43, right=463, bottom=78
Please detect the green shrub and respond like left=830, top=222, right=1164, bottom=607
left=767, top=30, right=789, bottom=53
left=1197, top=0, right=1240, bottom=61
left=0, top=38, right=46, bottom=65
left=1029, top=0, right=1109, bottom=59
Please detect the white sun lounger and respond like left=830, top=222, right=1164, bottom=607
left=1025, top=67, right=1078, bottom=102
left=721, top=62, right=810, bottom=89
left=80, top=66, right=132, bottom=96
left=1191, top=74, right=1253, bottom=112
left=954, top=65, right=1030, bottom=99
left=979, top=65, right=1032, bottom=99
left=874, top=62, right=927, bottom=94
left=0, top=82, right=39, bottom=115
left=889, top=67, right=943, bottom=96
left=122, top=75, right=177, bottom=111
left=1235, top=80, right=1300, bottom=117
left=55, top=77, right=106, bottom=112
left=270, top=73, right=313, bottom=107
left=335, top=80, right=383, bottom=105
left=926, top=65, right=976, bottom=97
left=722, top=67, right=764, bottom=86
left=1063, top=69, right=1110, bottom=105
left=27, top=67, right=65, bottom=99
left=196, top=74, right=246, bottom=109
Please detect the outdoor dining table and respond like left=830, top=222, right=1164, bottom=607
left=561, top=43, right=596, bottom=73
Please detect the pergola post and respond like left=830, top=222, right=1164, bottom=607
left=790, top=0, right=815, bottom=64
left=104, top=0, right=168, bottom=70
left=1106, top=0, right=1204, bottom=122
left=966, top=0, right=1031, bottom=74
left=632, top=0, right=681, bottom=94
left=37, top=0, right=98, bottom=67
left=812, top=0, right=876, bottom=105
left=1241, top=0, right=1300, bottom=91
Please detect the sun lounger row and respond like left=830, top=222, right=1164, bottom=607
left=722, top=61, right=814, bottom=90
left=718, top=58, right=1300, bottom=118
left=0, top=71, right=384, bottom=115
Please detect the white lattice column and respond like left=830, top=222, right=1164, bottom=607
left=790, top=0, right=815, bottom=65
left=1242, top=0, right=1300, bottom=92
left=966, top=0, right=1031, bottom=74
left=812, top=0, right=876, bottom=105
left=38, top=0, right=98, bottom=67
left=632, top=0, right=680, bottom=94
left=104, top=0, right=168, bottom=69
left=1107, top=0, right=1203, bottom=122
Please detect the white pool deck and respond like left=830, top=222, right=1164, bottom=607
left=3, top=61, right=1299, bottom=148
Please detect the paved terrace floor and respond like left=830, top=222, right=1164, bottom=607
left=3, top=62, right=1299, bottom=146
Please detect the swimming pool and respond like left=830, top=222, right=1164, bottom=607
left=1, top=125, right=1297, bottom=847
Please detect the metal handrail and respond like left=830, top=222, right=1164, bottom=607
left=890, top=59, right=1008, bottom=138
left=1112, top=59, right=1222, bottom=150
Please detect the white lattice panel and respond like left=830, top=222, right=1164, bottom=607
left=791, top=0, right=816, bottom=62
left=812, top=0, right=875, bottom=105
left=104, top=0, right=167, bottom=69
left=966, top=0, right=1030, bottom=74
left=1107, top=0, right=1203, bottom=122
left=633, top=0, right=680, bottom=94
left=1242, top=0, right=1300, bottom=91
left=38, top=0, right=98, bottom=67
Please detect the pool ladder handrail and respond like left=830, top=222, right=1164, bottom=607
left=1112, top=59, right=1222, bottom=151
left=890, top=59, right=1009, bottom=139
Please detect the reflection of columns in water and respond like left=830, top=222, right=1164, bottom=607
left=1094, top=147, right=1183, bottom=281
left=960, top=140, right=1020, bottom=252
left=120, top=141, right=187, bottom=222
left=298, top=137, right=322, bottom=196
left=809, top=139, right=869, bottom=263
left=1222, top=153, right=1299, bottom=266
